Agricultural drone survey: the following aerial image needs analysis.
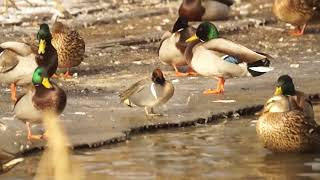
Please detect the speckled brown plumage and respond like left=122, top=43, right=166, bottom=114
left=257, top=95, right=320, bottom=153
left=51, top=22, right=85, bottom=69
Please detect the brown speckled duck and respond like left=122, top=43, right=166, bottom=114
left=158, top=17, right=196, bottom=76
left=14, top=67, right=67, bottom=140
left=179, top=0, right=234, bottom=21
left=119, top=68, right=174, bottom=116
left=274, top=75, right=314, bottom=121
left=257, top=95, right=320, bottom=153
left=273, top=0, right=320, bottom=36
left=51, top=19, right=85, bottom=78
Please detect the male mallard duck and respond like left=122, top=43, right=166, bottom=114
left=185, top=22, right=273, bottom=95
left=119, top=68, right=174, bottom=116
left=256, top=95, right=320, bottom=153
left=273, top=0, right=320, bottom=36
left=158, top=16, right=196, bottom=76
left=14, top=67, right=67, bottom=140
left=274, top=75, right=314, bottom=121
left=178, top=0, right=234, bottom=21
left=51, top=19, right=85, bottom=78
left=0, top=23, right=58, bottom=102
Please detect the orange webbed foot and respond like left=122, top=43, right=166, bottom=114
left=203, top=89, right=224, bottom=95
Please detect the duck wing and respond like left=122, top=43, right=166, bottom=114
left=0, top=42, right=33, bottom=57
left=119, top=79, right=149, bottom=103
left=203, top=38, right=268, bottom=63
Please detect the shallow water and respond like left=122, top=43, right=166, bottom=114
left=1, top=106, right=320, bottom=180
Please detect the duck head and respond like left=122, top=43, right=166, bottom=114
left=32, top=67, right=53, bottom=89
left=37, top=23, right=52, bottom=55
left=172, top=16, right=189, bottom=33
left=152, top=68, right=166, bottom=86
left=274, top=75, right=296, bottom=96
left=186, top=22, right=219, bottom=43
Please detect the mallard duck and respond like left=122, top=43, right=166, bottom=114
left=51, top=19, right=85, bottom=78
left=14, top=67, right=67, bottom=140
left=119, top=68, right=174, bottom=116
left=185, top=22, right=273, bottom=95
left=274, top=75, right=314, bottom=121
left=178, top=0, right=234, bottom=21
left=0, top=23, right=58, bottom=102
left=273, top=0, right=320, bottom=36
left=158, top=16, right=196, bottom=77
left=256, top=95, right=320, bottom=153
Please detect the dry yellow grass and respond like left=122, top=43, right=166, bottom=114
left=34, top=112, right=85, bottom=180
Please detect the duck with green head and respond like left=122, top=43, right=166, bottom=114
left=274, top=75, right=314, bottom=121
left=257, top=95, right=320, bottom=153
left=158, top=16, right=196, bottom=76
left=178, top=0, right=234, bottom=21
left=14, top=67, right=66, bottom=140
left=0, top=23, right=58, bottom=102
left=185, top=22, right=273, bottom=95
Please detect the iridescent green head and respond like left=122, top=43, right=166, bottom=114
left=186, top=22, right=219, bottom=43
left=37, top=23, right=52, bottom=54
left=274, top=75, right=296, bottom=96
left=32, top=67, right=52, bottom=89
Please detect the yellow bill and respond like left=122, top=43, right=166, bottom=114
left=274, top=87, right=282, bottom=96
left=42, top=77, right=52, bottom=89
left=186, top=34, right=199, bottom=43
left=38, top=39, right=46, bottom=54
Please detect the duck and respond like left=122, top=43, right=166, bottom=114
left=274, top=75, right=314, bottom=121
left=51, top=18, right=85, bottom=78
left=0, top=23, right=58, bottom=102
left=14, top=67, right=67, bottom=140
left=178, top=0, right=234, bottom=21
left=158, top=16, right=196, bottom=77
left=273, top=0, right=320, bottom=36
left=119, top=68, right=174, bottom=116
left=185, top=22, right=273, bottom=95
left=256, top=95, right=320, bottom=153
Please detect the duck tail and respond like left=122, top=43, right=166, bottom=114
left=247, top=58, right=274, bottom=77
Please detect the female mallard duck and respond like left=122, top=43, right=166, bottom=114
left=256, top=95, right=320, bottom=153
left=178, top=0, right=234, bottom=21
left=185, top=22, right=273, bottom=95
left=51, top=20, right=85, bottom=78
left=119, top=68, right=174, bottom=116
left=274, top=75, right=314, bottom=121
left=273, top=0, right=320, bottom=36
left=14, top=67, right=67, bottom=140
left=0, top=23, right=58, bottom=102
left=158, top=16, right=196, bottom=76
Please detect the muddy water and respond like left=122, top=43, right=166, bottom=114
left=1, top=106, right=320, bottom=180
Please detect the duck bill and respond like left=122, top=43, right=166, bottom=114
left=274, top=87, right=282, bottom=96
left=186, top=34, right=199, bottom=43
left=42, top=77, right=52, bottom=89
left=38, top=39, right=46, bottom=54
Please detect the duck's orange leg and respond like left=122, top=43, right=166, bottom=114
left=173, top=64, right=189, bottom=77
left=10, top=83, right=17, bottom=102
left=289, top=24, right=307, bottom=36
left=186, top=67, right=198, bottom=76
left=26, top=122, right=46, bottom=141
left=203, top=77, right=225, bottom=95
left=61, top=69, right=72, bottom=79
